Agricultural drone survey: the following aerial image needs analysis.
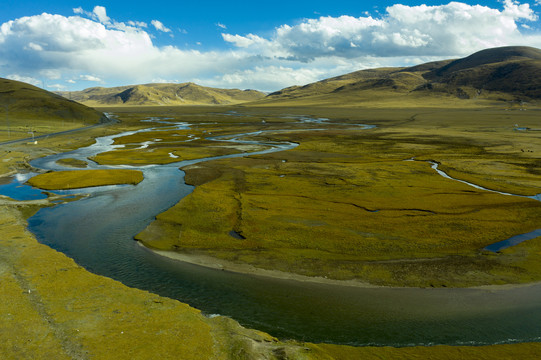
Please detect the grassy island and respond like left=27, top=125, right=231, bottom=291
left=27, top=169, right=144, bottom=190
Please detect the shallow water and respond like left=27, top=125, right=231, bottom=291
left=428, top=161, right=541, bottom=252
left=14, top=116, right=541, bottom=346
left=0, top=173, right=47, bottom=200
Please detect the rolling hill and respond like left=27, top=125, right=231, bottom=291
left=59, top=83, right=266, bottom=106
left=260, top=46, right=541, bottom=106
left=0, top=78, right=107, bottom=124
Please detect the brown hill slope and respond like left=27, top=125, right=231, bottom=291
left=260, top=46, right=541, bottom=106
left=0, top=78, right=106, bottom=124
left=60, top=83, right=265, bottom=106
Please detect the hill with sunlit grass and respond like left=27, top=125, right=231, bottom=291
left=0, top=78, right=107, bottom=124
left=59, top=83, right=266, bottom=106
left=257, top=46, right=541, bottom=106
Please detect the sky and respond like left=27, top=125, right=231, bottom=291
left=1, top=0, right=541, bottom=92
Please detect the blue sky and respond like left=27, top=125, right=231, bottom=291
left=1, top=1, right=541, bottom=92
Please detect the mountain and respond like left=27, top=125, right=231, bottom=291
left=260, top=46, right=541, bottom=106
left=0, top=78, right=107, bottom=124
left=59, top=83, right=266, bottom=106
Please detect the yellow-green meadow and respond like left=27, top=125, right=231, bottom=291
left=2, top=103, right=541, bottom=358
left=27, top=169, right=144, bottom=190
left=130, top=106, right=541, bottom=287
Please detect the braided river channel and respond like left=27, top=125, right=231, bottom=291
left=5, top=115, right=541, bottom=347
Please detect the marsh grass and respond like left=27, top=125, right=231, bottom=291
left=4, top=76, right=541, bottom=356
left=55, top=158, right=88, bottom=168
left=27, top=169, right=143, bottom=190
left=131, top=106, right=541, bottom=287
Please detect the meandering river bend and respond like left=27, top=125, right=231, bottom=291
left=4, top=115, right=541, bottom=347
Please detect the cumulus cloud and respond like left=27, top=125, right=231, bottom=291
left=1, top=2, right=541, bottom=92
left=92, top=6, right=110, bottom=24
left=79, top=74, right=102, bottom=82
left=206, top=65, right=328, bottom=91
left=5, top=74, right=41, bottom=87
left=0, top=13, right=153, bottom=71
left=48, top=83, right=67, bottom=91
left=222, top=33, right=269, bottom=48
left=26, top=42, right=44, bottom=51
left=224, top=1, right=541, bottom=60
left=73, top=6, right=110, bottom=24
left=151, top=20, right=172, bottom=33
left=0, top=11, right=248, bottom=84
left=128, top=20, right=148, bottom=28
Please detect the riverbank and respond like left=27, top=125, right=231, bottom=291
left=0, top=203, right=306, bottom=359
left=141, top=243, right=380, bottom=288
left=3, top=203, right=541, bottom=358
left=137, top=119, right=541, bottom=288
left=3, top=105, right=541, bottom=357
left=142, top=243, right=541, bottom=291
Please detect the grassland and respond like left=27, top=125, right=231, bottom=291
left=127, top=105, right=541, bottom=288
left=55, top=158, right=88, bottom=168
left=2, top=203, right=541, bottom=359
left=0, top=78, right=106, bottom=142
left=2, top=103, right=541, bottom=358
left=258, top=46, right=541, bottom=108
left=27, top=169, right=144, bottom=190
left=59, top=83, right=265, bottom=107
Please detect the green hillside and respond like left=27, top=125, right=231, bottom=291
left=0, top=78, right=107, bottom=141
left=59, top=83, right=265, bottom=106
left=259, top=46, right=541, bottom=107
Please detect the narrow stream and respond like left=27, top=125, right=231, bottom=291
left=3, top=116, right=541, bottom=347
left=427, top=161, right=541, bottom=252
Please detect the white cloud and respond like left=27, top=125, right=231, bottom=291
left=224, top=1, right=541, bottom=59
left=128, top=20, right=148, bottom=28
left=48, top=83, right=67, bottom=91
left=5, top=74, right=41, bottom=87
left=151, top=20, right=172, bottom=33
left=26, top=42, right=43, bottom=51
left=79, top=74, right=102, bottom=82
left=216, top=23, right=227, bottom=29
left=206, top=65, right=328, bottom=91
left=40, top=69, right=62, bottom=80
left=92, top=6, right=110, bottom=24
left=222, top=33, right=268, bottom=48
left=152, top=78, right=180, bottom=83
left=1, top=2, right=541, bottom=93
left=73, top=6, right=110, bottom=24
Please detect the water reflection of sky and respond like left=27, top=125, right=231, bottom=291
left=0, top=173, right=48, bottom=201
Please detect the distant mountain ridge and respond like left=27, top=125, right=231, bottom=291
left=59, top=83, right=266, bottom=106
left=262, top=46, right=541, bottom=105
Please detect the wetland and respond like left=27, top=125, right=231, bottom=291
left=4, top=105, right=540, bottom=348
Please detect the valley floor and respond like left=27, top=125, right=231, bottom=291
left=2, top=202, right=541, bottom=359
left=131, top=105, right=541, bottom=288
left=2, top=104, right=541, bottom=358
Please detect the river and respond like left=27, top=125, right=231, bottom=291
left=2, top=115, right=541, bottom=347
